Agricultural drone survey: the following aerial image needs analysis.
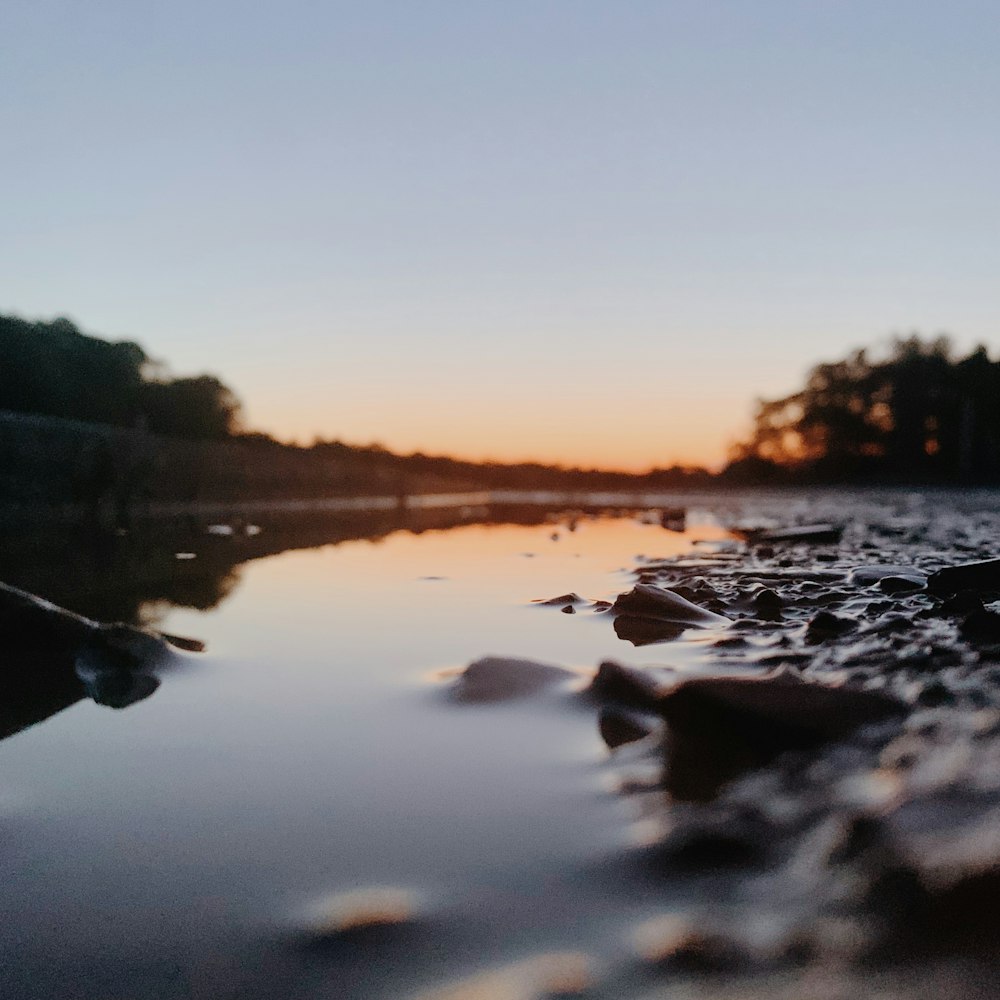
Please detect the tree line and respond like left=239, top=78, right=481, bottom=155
left=6, top=313, right=996, bottom=488
left=728, top=335, right=1000, bottom=484
left=0, top=313, right=711, bottom=491
left=0, top=314, right=241, bottom=439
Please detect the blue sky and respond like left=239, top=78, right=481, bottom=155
left=3, top=1, right=999, bottom=468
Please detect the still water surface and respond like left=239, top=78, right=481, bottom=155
left=0, top=509, right=731, bottom=999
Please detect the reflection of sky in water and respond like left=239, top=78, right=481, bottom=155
left=0, top=514, right=727, bottom=999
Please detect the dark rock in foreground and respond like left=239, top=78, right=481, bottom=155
left=0, top=581, right=204, bottom=740
left=598, top=706, right=658, bottom=749
left=927, top=558, right=1000, bottom=594
left=805, top=610, right=858, bottom=642
left=590, top=660, right=676, bottom=711
left=659, top=670, right=907, bottom=802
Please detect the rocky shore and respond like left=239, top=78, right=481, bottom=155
left=440, top=491, right=1000, bottom=998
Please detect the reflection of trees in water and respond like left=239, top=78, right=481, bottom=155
left=0, top=502, right=657, bottom=625
left=134, top=569, right=242, bottom=629
left=0, top=525, right=247, bottom=625
left=0, top=500, right=679, bottom=748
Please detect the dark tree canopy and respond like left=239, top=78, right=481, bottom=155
left=0, top=314, right=242, bottom=439
left=730, top=335, right=1000, bottom=483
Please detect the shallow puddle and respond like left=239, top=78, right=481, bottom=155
left=0, top=508, right=731, bottom=999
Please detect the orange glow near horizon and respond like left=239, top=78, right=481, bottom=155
left=243, top=385, right=749, bottom=473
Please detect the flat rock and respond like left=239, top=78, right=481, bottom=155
left=449, top=656, right=578, bottom=703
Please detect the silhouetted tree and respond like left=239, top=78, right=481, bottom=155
left=730, top=335, right=1000, bottom=483
left=138, top=376, right=241, bottom=439
left=0, top=314, right=242, bottom=439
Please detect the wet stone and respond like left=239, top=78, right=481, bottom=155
left=937, top=592, right=985, bottom=618
left=849, top=565, right=928, bottom=587
left=927, top=558, right=1000, bottom=595
left=660, top=508, right=687, bottom=532
left=590, top=660, right=674, bottom=711
left=598, top=706, right=658, bottom=749
left=806, top=611, right=858, bottom=642
left=613, top=615, right=686, bottom=646
left=752, top=588, right=784, bottom=612
left=449, top=656, right=577, bottom=703
left=658, top=671, right=906, bottom=802
left=737, top=524, right=844, bottom=545
left=532, top=592, right=588, bottom=607
left=959, top=609, right=1000, bottom=644
left=610, top=583, right=731, bottom=628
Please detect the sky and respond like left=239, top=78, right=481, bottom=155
left=3, top=1, right=999, bottom=471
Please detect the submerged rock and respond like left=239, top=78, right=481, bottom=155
left=449, top=656, right=578, bottom=703
left=531, top=593, right=588, bottom=607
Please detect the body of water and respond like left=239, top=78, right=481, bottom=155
left=0, top=503, right=733, bottom=999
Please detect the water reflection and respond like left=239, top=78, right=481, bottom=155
left=0, top=499, right=724, bottom=745
left=0, top=498, right=724, bottom=626
left=0, top=497, right=734, bottom=1000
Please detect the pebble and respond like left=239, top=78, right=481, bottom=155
left=610, top=584, right=731, bottom=627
